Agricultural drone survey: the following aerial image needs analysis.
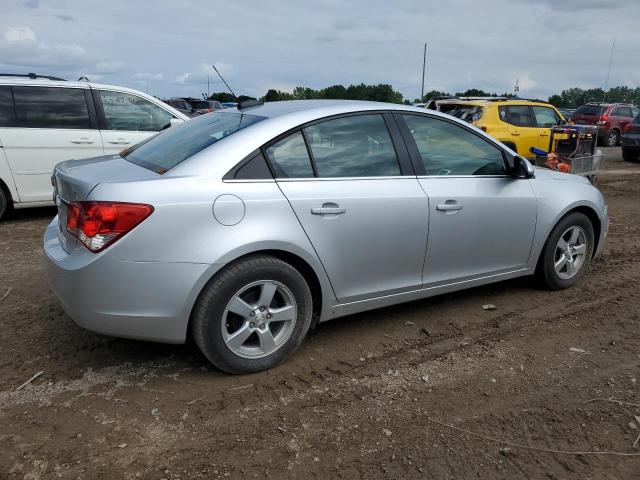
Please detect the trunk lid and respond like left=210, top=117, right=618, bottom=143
left=52, top=154, right=159, bottom=253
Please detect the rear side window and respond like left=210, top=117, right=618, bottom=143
left=123, top=112, right=265, bottom=173
left=305, top=114, right=401, bottom=177
left=0, top=86, right=15, bottom=127
left=499, top=106, right=533, bottom=127
left=12, top=86, right=91, bottom=129
left=99, top=90, right=174, bottom=132
left=402, top=114, right=506, bottom=176
left=532, top=106, right=559, bottom=128
left=265, top=131, right=314, bottom=178
left=612, top=107, right=633, bottom=117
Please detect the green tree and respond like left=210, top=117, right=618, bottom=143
left=208, top=92, right=236, bottom=103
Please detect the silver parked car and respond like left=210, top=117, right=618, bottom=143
left=45, top=100, right=608, bottom=373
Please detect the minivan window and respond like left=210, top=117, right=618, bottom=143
left=99, top=90, right=174, bottom=132
left=12, top=86, right=91, bottom=129
left=305, top=114, right=401, bottom=177
left=123, top=112, right=265, bottom=173
left=0, top=86, right=15, bottom=127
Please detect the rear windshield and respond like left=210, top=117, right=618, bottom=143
left=190, top=100, right=211, bottom=109
left=123, top=112, right=265, bottom=173
left=439, top=104, right=484, bottom=123
left=574, top=105, right=606, bottom=116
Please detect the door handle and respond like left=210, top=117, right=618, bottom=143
left=436, top=203, right=463, bottom=212
left=311, top=206, right=346, bottom=215
left=108, top=140, right=131, bottom=145
left=70, top=139, right=95, bottom=144
left=540, top=132, right=549, bottom=136
left=510, top=132, right=520, bottom=136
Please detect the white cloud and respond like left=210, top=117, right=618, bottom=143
left=4, top=26, right=36, bottom=42
left=133, top=72, right=164, bottom=81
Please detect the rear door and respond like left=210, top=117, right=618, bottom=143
left=397, top=113, right=537, bottom=286
left=94, top=89, right=177, bottom=154
left=611, top=106, right=634, bottom=132
left=531, top=105, right=561, bottom=151
left=0, top=85, right=103, bottom=203
left=268, top=113, right=429, bottom=303
left=498, top=105, right=538, bottom=157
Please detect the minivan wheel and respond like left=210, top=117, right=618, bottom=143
left=536, top=212, right=594, bottom=290
left=192, top=255, right=313, bottom=374
left=605, top=129, right=619, bottom=147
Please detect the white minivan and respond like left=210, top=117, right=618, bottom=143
left=0, top=74, right=189, bottom=219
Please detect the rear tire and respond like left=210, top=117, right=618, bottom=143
left=192, top=255, right=313, bottom=374
left=536, top=212, right=595, bottom=290
left=0, top=187, right=7, bottom=221
left=622, top=148, right=640, bottom=163
left=604, top=129, right=619, bottom=147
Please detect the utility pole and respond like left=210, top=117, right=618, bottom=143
left=513, top=78, right=519, bottom=97
left=420, top=43, right=427, bottom=102
left=207, top=76, right=210, bottom=98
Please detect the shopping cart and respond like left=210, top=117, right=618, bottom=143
left=532, top=125, right=603, bottom=185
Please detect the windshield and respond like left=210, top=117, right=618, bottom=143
left=574, top=105, right=606, bottom=116
left=123, top=112, right=265, bottom=173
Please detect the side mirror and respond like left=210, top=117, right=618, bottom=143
left=513, top=155, right=535, bottom=179
left=558, top=119, right=567, bottom=126
left=170, top=118, right=185, bottom=127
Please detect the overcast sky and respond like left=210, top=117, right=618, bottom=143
left=1, top=0, right=639, bottom=101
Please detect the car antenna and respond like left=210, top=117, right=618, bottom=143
left=211, top=64, right=238, bottom=102
left=211, top=64, right=263, bottom=110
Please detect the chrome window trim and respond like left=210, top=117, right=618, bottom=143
left=417, top=175, right=512, bottom=179
left=274, top=175, right=418, bottom=182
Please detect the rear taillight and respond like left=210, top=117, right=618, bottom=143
left=66, top=201, right=153, bottom=252
left=596, top=116, right=608, bottom=125
left=624, top=123, right=636, bottom=132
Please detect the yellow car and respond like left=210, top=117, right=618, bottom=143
left=435, top=98, right=566, bottom=158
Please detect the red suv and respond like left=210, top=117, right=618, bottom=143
left=570, top=102, right=640, bottom=147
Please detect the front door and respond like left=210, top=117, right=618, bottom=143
left=398, top=113, right=537, bottom=286
left=0, top=85, right=103, bottom=203
left=94, top=89, right=177, bottom=155
left=265, top=114, right=429, bottom=303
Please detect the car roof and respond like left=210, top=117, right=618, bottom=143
left=225, top=99, right=429, bottom=119
left=437, top=98, right=553, bottom=107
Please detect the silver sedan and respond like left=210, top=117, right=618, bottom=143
left=44, top=100, right=608, bottom=373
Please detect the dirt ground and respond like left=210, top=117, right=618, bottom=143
left=1, top=148, right=639, bottom=479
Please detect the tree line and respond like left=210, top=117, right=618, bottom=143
left=207, top=84, right=640, bottom=108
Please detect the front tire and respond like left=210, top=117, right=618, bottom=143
left=192, top=255, right=313, bottom=374
left=536, top=212, right=595, bottom=290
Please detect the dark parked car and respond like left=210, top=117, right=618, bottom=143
left=189, top=99, right=224, bottom=114
left=570, top=102, right=640, bottom=147
left=557, top=108, right=575, bottom=119
left=163, top=98, right=198, bottom=117
left=622, top=112, right=640, bottom=162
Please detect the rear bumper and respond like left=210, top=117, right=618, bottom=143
left=44, top=217, right=211, bottom=344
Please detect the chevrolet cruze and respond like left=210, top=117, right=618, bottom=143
left=45, top=100, right=608, bottom=373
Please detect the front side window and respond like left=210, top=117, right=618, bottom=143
left=12, top=86, right=91, bottom=129
left=499, top=106, right=533, bottom=127
left=532, top=106, right=559, bottom=128
left=123, top=112, right=265, bottom=173
left=265, top=131, right=314, bottom=178
left=304, top=114, right=400, bottom=177
left=99, top=90, right=174, bottom=132
left=0, top=86, right=15, bottom=127
left=402, top=114, right=507, bottom=176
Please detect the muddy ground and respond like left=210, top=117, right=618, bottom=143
left=1, top=148, right=639, bottom=479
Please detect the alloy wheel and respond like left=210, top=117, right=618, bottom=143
left=221, top=280, right=297, bottom=359
left=554, top=226, right=588, bottom=280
